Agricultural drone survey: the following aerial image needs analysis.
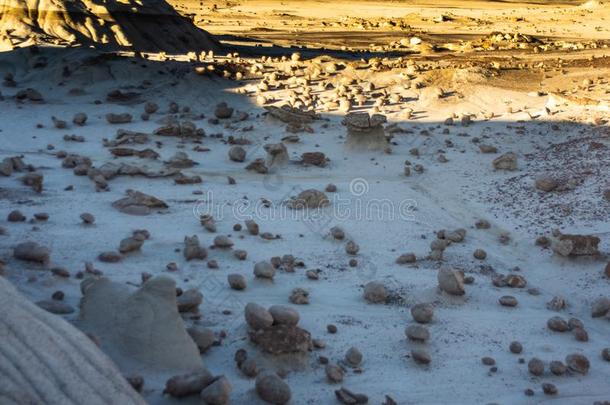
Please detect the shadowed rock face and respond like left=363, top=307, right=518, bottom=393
left=0, top=277, right=145, bottom=405
left=0, top=0, right=219, bottom=52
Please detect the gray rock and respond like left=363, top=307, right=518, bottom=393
left=591, top=297, right=610, bottom=318
left=499, top=295, right=518, bottom=307
left=269, top=305, right=300, bottom=326
left=509, top=341, right=523, bottom=354
left=213, top=235, right=233, bottom=249
left=492, top=152, right=518, bottom=171
left=177, top=289, right=203, bottom=313
left=200, top=376, right=232, bottom=405
left=411, top=348, right=431, bottom=365
left=245, top=302, right=273, bottom=330
left=565, top=353, right=589, bottom=374
left=254, top=261, right=275, bottom=279
left=345, top=346, right=363, bottom=367
left=325, top=363, right=344, bottom=383
left=437, top=267, right=465, bottom=296
left=363, top=281, right=387, bottom=304
left=547, top=316, right=569, bottom=332
left=184, top=235, right=207, bottom=261
left=411, top=303, right=434, bottom=324
left=164, top=370, right=214, bottom=398
left=228, top=274, right=247, bottom=290
left=80, top=212, right=95, bottom=224
left=14, top=241, right=50, bottom=263
left=528, top=358, right=544, bottom=376
left=255, top=372, right=291, bottom=404
left=228, top=146, right=246, bottom=162
left=405, top=325, right=430, bottom=342
left=550, top=360, right=567, bottom=376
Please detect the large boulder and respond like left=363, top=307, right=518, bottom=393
left=0, top=277, right=144, bottom=405
left=78, top=276, right=202, bottom=374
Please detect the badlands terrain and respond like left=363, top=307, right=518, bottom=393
left=1, top=0, right=610, bottom=404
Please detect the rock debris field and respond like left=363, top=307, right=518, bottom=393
left=1, top=0, right=610, bottom=404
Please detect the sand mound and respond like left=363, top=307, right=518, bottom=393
left=0, top=0, right=219, bottom=52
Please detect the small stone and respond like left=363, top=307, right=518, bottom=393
left=51, top=267, right=70, bottom=278
left=239, top=358, right=258, bottom=378
left=289, top=288, right=309, bottom=305
left=200, top=376, right=231, bottom=405
left=574, top=327, right=589, bottom=342
left=215, top=102, right=234, bottom=119
left=335, top=387, right=368, bottom=404
left=80, top=212, right=95, bottom=224
left=268, top=305, right=300, bottom=326
left=473, top=249, right=487, bottom=260
left=73, top=112, right=88, bottom=126
left=475, top=219, right=490, bottom=229
left=228, top=274, right=247, bottom=290
left=591, top=297, right=610, bottom=318
left=549, top=360, right=567, bottom=376
left=253, top=261, right=275, bottom=279
left=345, top=240, right=359, bottom=255
left=228, top=146, right=246, bottom=162
left=524, top=388, right=534, bottom=397
left=492, top=152, right=518, bottom=171
left=481, top=357, right=495, bottom=366
left=535, top=175, right=558, bottom=192
left=547, top=316, right=569, bottom=332
left=327, top=324, right=337, bottom=334
left=330, top=226, right=345, bottom=240
left=411, top=303, right=434, bottom=324
left=547, top=296, right=567, bottom=311
left=437, top=267, right=465, bottom=296
left=245, top=220, right=259, bottom=235
left=396, top=253, right=416, bottom=264
left=509, top=341, right=523, bottom=354
left=528, top=358, right=544, bottom=376
left=411, top=348, right=431, bottom=365
left=565, top=353, right=589, bottom=374
left=499, top=295, right=518, bottom=307
left=542, top=383, right=557, bottom=395
left=405, top=325, right=430, bottom=342
left=601, top=348, right=610, bottom=361
left=214, top=235, right=234, bottom=249
left=176, top=289, right=203, bottom=313
left=164, top=370, right=215, bottom=398
left=14, top=241, right=50, bottom=263
left=363, top=281, right=387, bottom=304
left=325, top=183, right=337, bottom=192
left=98, top=251, right=121, bottom=263
left=8, top=210, right=26, bottom=222
left=325, top=364, right=344, bottom=383
left=245, top=302, right=273, bottom=330
left=345, top=347, right=363, bottom=367
left=119, top=237, right=143, bottom=253
left=255, top=372, right=291, bottom=405
left=234, top=249, right=247, bottom=260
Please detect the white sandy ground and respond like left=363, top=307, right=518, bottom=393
left=0, top=45, right=609, bottom=404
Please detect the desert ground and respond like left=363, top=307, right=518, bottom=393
left=1, top=0, right=609, bottom=404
